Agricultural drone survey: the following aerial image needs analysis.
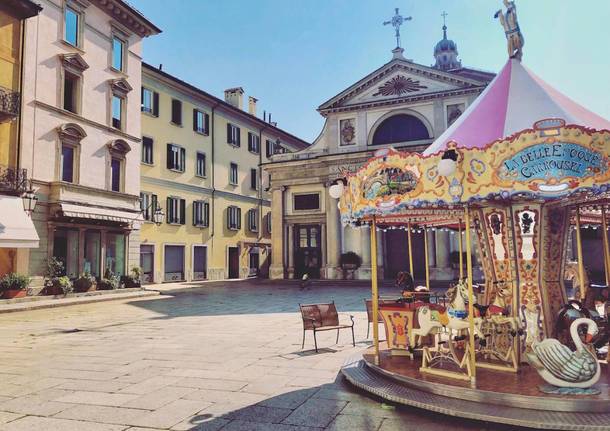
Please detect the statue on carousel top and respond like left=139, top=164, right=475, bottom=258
left=494, top=0, right=525, bottom=61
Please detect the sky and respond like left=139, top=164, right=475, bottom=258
left=130, top=0, right=610, bottom=143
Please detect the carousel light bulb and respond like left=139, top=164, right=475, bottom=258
left=328, top=183, right=344, bottom=199
left=438, top=158, right=457, bottom=177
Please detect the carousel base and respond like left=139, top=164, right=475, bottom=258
left=341, top=345, right=610, bottom=430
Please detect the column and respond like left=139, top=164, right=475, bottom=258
left=433, top=229, right=453, bottom=280
left=287, top=224, right=294, bottom=279
left=359, top=226, right=371, bottom=280
left=325, top=188, right=341, bottom=279
left=269, top=187, right=285, bottom=279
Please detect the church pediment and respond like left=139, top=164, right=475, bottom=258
left=318, top=59, right=488, bottom=114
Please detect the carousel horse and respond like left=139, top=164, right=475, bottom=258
left=527, top=318, right=600, bottom=393
left=413, top=280, right=483, bottom=345
left=474, top=284, right=521, bottom=335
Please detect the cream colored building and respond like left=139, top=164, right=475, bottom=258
left=19, top=0, right=159, bottom=284
left=140, top=64, right=308, bottom=282
left=266, top=28, right=493, bottom=281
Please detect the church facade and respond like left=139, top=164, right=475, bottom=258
left=265, top=25, right=494, bottom=281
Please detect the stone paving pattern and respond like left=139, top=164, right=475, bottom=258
left=0, top=281, right=526, bottom=430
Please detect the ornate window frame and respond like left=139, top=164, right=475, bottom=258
left=56, top=123, right=87, bottom=184
left=106, top=139, right=131, bottom=193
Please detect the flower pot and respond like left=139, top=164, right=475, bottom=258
left=44, top=284, right=64, bottom=296
left=74, top=280, right=95, bottom=292
left=97, top=281, right=114, bottom=290
left=2, top=289, right=27, bottom=299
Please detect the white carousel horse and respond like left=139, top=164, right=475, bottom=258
left=527, top=318, right=600, bottom=389
left=413, top=280, right=483, bottom=345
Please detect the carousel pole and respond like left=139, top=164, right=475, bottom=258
left=464, top=206, right=477, bottom=382
left=370, top=217, right=380, bottom=365
left=601, top=206, right=610, bottom=286
left=458, top=220, right=464, bottom=280
left=574, top=207, right=587, bottom=299
left=424, top=227, right=430, bottom=290
left=407, top=221, right=414, bottom=276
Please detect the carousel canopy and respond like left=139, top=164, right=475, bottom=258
left=424, top=59, right=610, bottom=156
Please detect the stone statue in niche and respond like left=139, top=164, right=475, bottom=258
left=447, top=103, right=464, bottom=126
left=340, top=119, right=356, bottom=146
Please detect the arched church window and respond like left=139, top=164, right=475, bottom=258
left=371, top=114, right=430, bottom=146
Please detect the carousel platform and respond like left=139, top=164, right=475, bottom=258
left=341, top=344, right=610, bottom=430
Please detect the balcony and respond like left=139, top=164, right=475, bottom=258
left=0, top=86, right=20, bottom=123
left=0, top=165, right=27, bottom=195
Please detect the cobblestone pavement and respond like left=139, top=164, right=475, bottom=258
left=0, top=281, right=521, bottom=431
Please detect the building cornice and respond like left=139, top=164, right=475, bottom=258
left=89, top=0, right=161, bottom=37
left=35, top=100, right=141, bottom=142
left=142, top=63, right=310, bottom=150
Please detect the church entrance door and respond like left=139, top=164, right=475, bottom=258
left=294, top=225, right=321, bottom=279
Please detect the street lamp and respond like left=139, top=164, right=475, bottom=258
left=152, top=205, right=165, bottom=226
left=21, top=182, right=38, bottom=216
left=140, top=197, right=165, bottom=226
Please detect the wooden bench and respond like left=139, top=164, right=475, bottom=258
left=299, top=302, right=355, bottom=352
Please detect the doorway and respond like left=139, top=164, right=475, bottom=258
left=140, top=245, right=154, bottom=283
left=193, top=245, right=207, bottom=280
left=164, top=245, right=185, bottom=282
left=228, top=246, right=240, bottom=279
left=294, top=225, right=321, bottom=279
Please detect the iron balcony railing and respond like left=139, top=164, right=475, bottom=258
left=0, top=86, right=20, bottom=122
left=0, top=165, right=28, bottom=195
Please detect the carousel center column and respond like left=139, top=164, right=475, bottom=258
left=433, top=229, right=453, bottom=280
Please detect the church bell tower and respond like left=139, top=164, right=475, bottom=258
left=433, top=12, right=461, bottom=71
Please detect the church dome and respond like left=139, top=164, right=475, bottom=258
left=433, top=24, right=461, bottom=71
left=434, top=26, right=458, bottom=54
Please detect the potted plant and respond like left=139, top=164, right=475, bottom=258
left=0, top=273, right=31, bottom=299
left=340, top=252, right=362, bottom=280
left=43, top=257, right=73, bottom=296
left=98, top=268, right=120, bottom=290
left=122, top=266, right=142, bottom=288
left=74, top=272, right=96, bottom=292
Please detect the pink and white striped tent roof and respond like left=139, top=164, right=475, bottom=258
left=423, top=59, right=610, bottom=156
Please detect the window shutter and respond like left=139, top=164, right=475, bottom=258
left=226, top=208, right=231, bottom=229
left=192, top=201, right=196, bottom=226
left=204, top=113, right=209, bottom=135
left=193, top=109, right=198, bottom=132
left=166, top=144, right=172, bottom=169
left=247, top=133, right=252, bottom=151
left=227, top=124, right=232, bottom=144
left=153, top=92, right=159, bottom=117
left=237, top=208, right=242, bottom=229
left=140, top=87, right=144, bottom=111
left=180, top=148, right=186, bottom=171
left=204, top=202, right=209, bottom=227
left=180, top=199, right=186, bottom=224
left=166, top=197, right=172, bottom=223
left=236, top=127, right=241, bottom=147
left=152, top=194, right=157, bottom=214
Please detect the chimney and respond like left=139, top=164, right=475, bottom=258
left=224, top=87, right=244, bottom=109
left=248, top=96, right=258, bottom=116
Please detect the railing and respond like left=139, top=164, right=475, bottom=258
left=0, top=86, right=20, bottom=122
left=0, top=165, right=28, bottom=195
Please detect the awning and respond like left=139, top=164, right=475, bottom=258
left=59, top=203, right=143, bottom=224
left=0, top=196, right=39, bottom=248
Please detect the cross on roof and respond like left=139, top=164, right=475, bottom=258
left=383, top=7, right=412, bottom=48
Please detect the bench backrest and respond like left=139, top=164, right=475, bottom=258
left=300, top=302, right=339, bottom=329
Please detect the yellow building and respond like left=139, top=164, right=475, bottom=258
left=140, top=64, right=308, bottom=282
left=0, top=0, right=41, bottom=277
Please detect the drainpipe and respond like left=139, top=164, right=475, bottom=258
left=258, top=126, right=267, bottom=274
left=209, top=102, right=220, bottom=243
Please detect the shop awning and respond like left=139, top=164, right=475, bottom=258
left=59, top=203, right=143, bottom=224
left=0, top=196, right=39, bottom=248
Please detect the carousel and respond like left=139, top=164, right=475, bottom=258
left=336, top=3, right=610, bottom=429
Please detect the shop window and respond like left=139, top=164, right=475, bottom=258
left=52, top=228, right=79, bottom=278
left=293, top=193, right=320, bottom=211
left=84, top=230, right=101, bottom=277
left=105, top=233, right=125, bottom=276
